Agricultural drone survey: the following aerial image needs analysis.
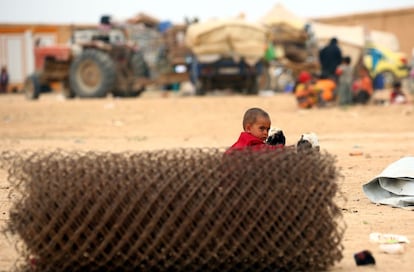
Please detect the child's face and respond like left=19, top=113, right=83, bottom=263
left=245, top=116, right=271, bottom=141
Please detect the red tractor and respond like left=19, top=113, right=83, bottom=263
left=24, top=20, right=149, bottom=99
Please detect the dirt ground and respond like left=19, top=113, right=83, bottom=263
left=0, top=89, right=413, bottom=271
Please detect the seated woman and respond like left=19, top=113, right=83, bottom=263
left=352, top=67, right=373, bottom=105
left=294, top=71, right=318, bottom=109
left=314, top=72, right=337, bottom=107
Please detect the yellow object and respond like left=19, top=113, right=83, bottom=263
left=363, top=44, right=409, bottom=85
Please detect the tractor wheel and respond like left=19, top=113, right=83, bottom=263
left=23, top=73, right=41, bottom=100
left=69, top=49, right=116, bottom=98
left=62, top=79, right=76, bottom=99
left=125, top=51, right=148, bottom=96
left=131, top=51, right=149, bottom=77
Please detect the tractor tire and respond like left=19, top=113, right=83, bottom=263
left=131, top=51, right=149, bottom=77
left=62, top=79, right=76, bottom=99
left=24, top=73, right=41, bottom=100
left=69, top=49, right=116, bottom=98
left=122, top=51, right=148, bottom=96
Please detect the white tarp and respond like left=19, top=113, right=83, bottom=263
left=363, top=156, right=414, bottom=209
left=311, top=22, right=366, bottom=67
left=370, top=30, right=400, bottom=52
left=311, top=22, right=402, bottom=67
left=311, top=22, right=366, bottom=48
left=185, top=18, right=268, bottom=65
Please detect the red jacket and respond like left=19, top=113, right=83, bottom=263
left=225, top=132, right=283, bottom=154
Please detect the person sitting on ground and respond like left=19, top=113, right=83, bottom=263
left=390, top=81, right=407, bottom=104
left=294, top=71, right=317, bottom=109
left=352, top=66, right=373, bottom=105
left=314, top=72, right=337, bottom=107
left=225, top=108, right=285, bottom=154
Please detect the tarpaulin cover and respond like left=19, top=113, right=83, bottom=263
left=185, top=18, right=268, bottom=65
left=363, top=156, right=414, bottom=209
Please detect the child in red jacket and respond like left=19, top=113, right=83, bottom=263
left=225, top=108, right=284, bottom=154
left=390, top=81, right=407, bottom=104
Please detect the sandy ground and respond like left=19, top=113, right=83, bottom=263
left=0, top=89, right=414, bottom=271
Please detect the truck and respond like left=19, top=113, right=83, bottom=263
left=189, top=55, right=267, bottom=95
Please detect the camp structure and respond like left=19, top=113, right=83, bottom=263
left=260, top=3, right=318, bottom=91
left=185, top=18, right=268, bottom=66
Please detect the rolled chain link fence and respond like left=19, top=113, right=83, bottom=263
left=1, top=148, right=345, bottom=271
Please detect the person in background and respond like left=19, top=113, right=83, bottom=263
left=319, top=37, right=342, bottom=81
left=294, top=71, right=317, bottom=109
left=336, top=56, right=354, bottom=106
left=314, top=72, right=337, bottom=107
left=390, top=81, right=407, bottom=104
left=352, top=66, right=373, bottom=105
left=0, top=66, right=9, bottom=94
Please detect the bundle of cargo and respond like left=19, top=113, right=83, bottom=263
left=185, top=18, right=268, bottom=65
left=160, top=24, right=193, bottom=75
left=125, top=14, right=191, bottom=85
left=260, top=4, right=320, bottom=91
left=184, top=18, right=270, bottom=94
left=164, top=25, right=191, bottom=61
left=126, top=23, right=164, bottom=71
left=261, top=3, right=312, bottom=64
left=126, top=12, right=160, bottom=28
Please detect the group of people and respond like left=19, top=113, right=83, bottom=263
left=294, top=37, right=407, bottom=109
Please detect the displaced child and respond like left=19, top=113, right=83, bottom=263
left=225, top=107, right=321, bottom=155
left=336, top=56, right=353, bottom=106
left=390, top=81, right=407, bottom=104
left=294, top=71, right=317, bottom=109
left=225, top=108, right=284, bottom=154
left=352, top=67, right=373, bottom=104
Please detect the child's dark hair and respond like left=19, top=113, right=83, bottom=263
left=393, top=81, right=401, bottom=88
left=242, top=108, right=269, bottom=130
left=343, top=56, right=351, bottom=64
